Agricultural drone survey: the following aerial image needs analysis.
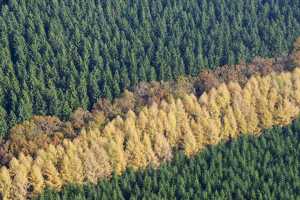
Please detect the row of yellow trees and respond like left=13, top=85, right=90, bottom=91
left=1, top=66, right=300, bottom=199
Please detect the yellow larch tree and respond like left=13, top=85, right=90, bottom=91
left=255, top=77, right=273, bottom=129
left=182, top=126, right=197, bottom=157
left=106, top=133, right=127, bottom=175
left=190, top=119, right=205, bottom=151
left=28, top=163, right=44, bottom=197
left=124, top=110, right=147, bottom=170
left=227, top=82, right=248, bottom=134
left=90, top=142, right=112, bottom=180
left=153, top=131, right=172, bottom=162
left=268, top=86, right=280, bottom=118
left=205, top=89, right=222, bottom=140
left=242, top=82, right=260, bottom=134
left=9, top=158, right=28, bottom=200
left=215, top=83, right=231, bottom=109
left=0, top=167, right=11, bottom=200
left=42, top=159, right=62, bottom=190
left=222, top=106, right=238, bottom=139
left=18, top=153, right=32, bottom=172
left=275, top=97, right=299, bottom=125
left=142, top=134, right=159, bottom=167
left=137, top=110, right=148, bottom=132
left=166, top=105, right=178, bottom=146
left=60, top=146, right=84, bottom=185
left=292, top=68, right=300, bottom=105
left=175, top=98, right=190, bottom=142
left=81, top=147, right=103, bottom=184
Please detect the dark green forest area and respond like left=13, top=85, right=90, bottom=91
left=0, top=0, right=300, bottom=137
left=37, top=117, right=300, bottom=200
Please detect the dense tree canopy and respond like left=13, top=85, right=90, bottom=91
left=1, top=66, right=300, bottom=199
left=0, top=0, right=300, bottom=137
left=36, top=118, right=300, bottom=200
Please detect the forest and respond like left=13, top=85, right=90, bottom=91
left=1, top=45, right=300, bottom=198
left=0, top=0, right=300, bottom=137
left=1, top=0, right=300, bottom=199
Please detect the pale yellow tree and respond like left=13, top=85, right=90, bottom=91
left=175, top=98, right=190, bottom=142
left=242, top=84, right=260, bottom=134
left=9, top=158, right=28, bottom=200
left=81, top=147, right=103, bottom=184
left=153, top=131, right=172, bottom=162
left=182, top=127, right=197, bottom=157
left=137, top=110, right=148, bottom=131
left=274, top=97, right=299, bottom=125
left=90, top=142, right=112, bottom=180
left=60, top=148, right=84, bottom=184
left=166, top=106, right=178, bottom=146
left=206, top=88, right=221, bottom=119
left=190, top=119, right=205, bottom=151
left=28, top=163, right=45, bottom=197
left=292, top=68, right=300, bottom=105
left=18, top=153, right=32, bottom=172
left=42, top=160, right=62, bottom=190
left=106, top=134, right=127, bottom=175
left=268, top=87, right=280, bottom=117
left=122, top=110, right=147, bottom=170
left=215, top=83, right=231, bottom=109
left=228, top=82, right=248, bottom=134
left=142, top=134, right=159, bottom=167
left=222, top=106, right=238, bottom=139
left=0, top=167, right=11, bottom=200
left=254, top=78, right=273, bottom=129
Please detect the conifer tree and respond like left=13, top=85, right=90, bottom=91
left=242, top=84, right=259, bottom=134
left=81, top=148, right=101, bottom=184
left=222, top=106, right=238, bottom=139
left=106, top=135, right=127, bottom=175
left=28, top=164, right=45, bottom=197
left=142, top=134, right=159, bottom=167
left=182, top=127, right=197, bottom=156
left=42, top=160, right=62, bottom=190
left=228, top=82, right=248, bottom=134
left=90, top=142, right=112, bottom=180
left=292, top=68, right=300, bottom=105
left=153, top=132, right=172, bottom=162
left=9, top=159, right=28, bottom=200
left=0, top=167, right=11, bottom=200
left=124, top=111, right=147, bottom=170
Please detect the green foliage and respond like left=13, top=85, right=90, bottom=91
left=1, top=0, right=300, bottom=137
left=37, top=118, right=300, bottom=200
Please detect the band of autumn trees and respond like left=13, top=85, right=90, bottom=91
left=1, top=59, right=300, bottom=199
